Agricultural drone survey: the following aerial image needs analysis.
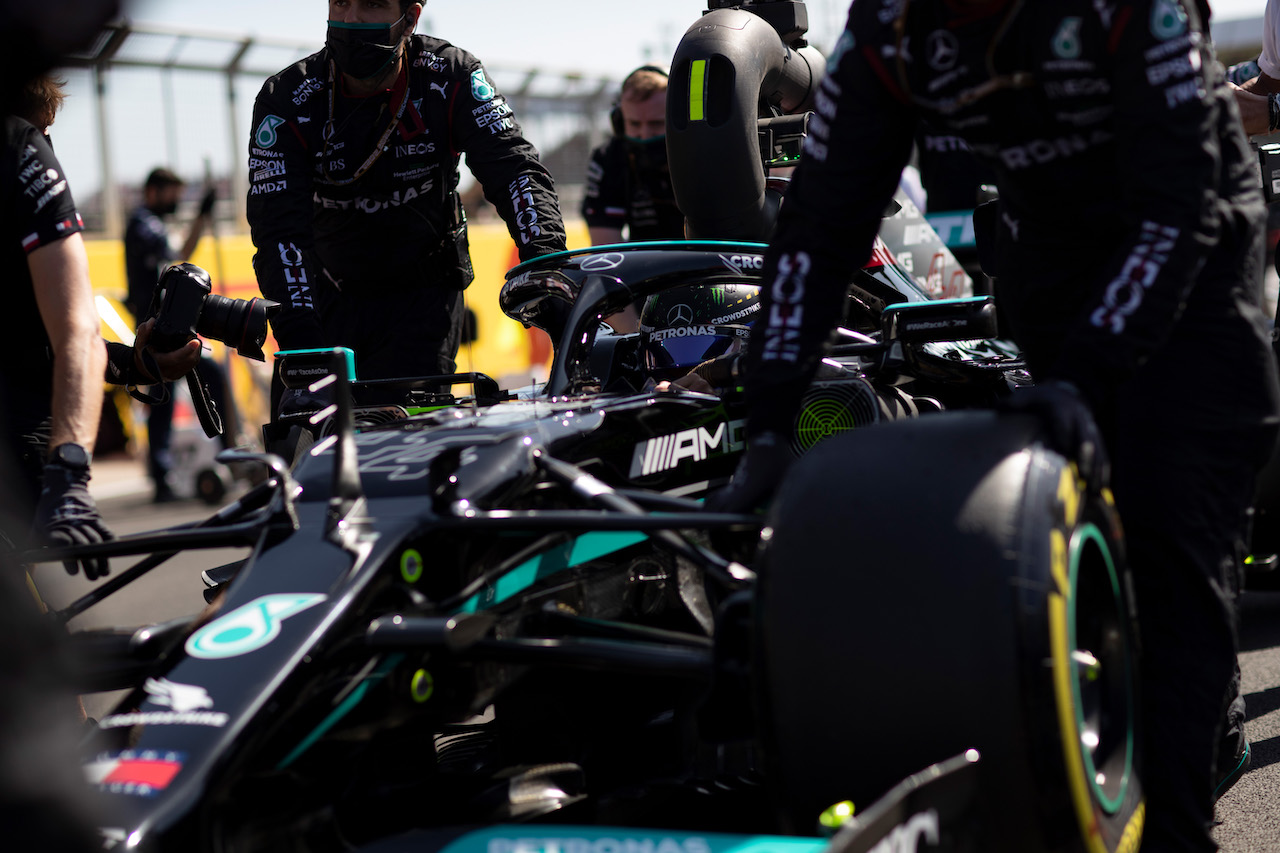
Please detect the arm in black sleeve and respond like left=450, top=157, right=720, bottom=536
left=246, top=75, right=326, bottom=353
left=1051, top=0, right=1231, bottom=396
left=744, top=11, right=917, bottom=438
left=451, top=62, right=567, bottom=260
left=104, top=340, right=133, bottom=384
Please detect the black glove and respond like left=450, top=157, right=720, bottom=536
left=703, top=431, right=793, bottom=514
left=1000, top=379, right=1109, bottom=489
left=198, top=186, right=217, bottom=217
left=33, top=458, right=114, bottom=580
left=278, top=385, right=336, bottom=420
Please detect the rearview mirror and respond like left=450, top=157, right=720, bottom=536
left=880, top=296, right=998, bottom=344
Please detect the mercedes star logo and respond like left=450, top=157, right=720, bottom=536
left=926, top=30, right=959, bottom=71
left=667, top=304, right=694, bottom=325
left=580, top=253, right=625, bottom=272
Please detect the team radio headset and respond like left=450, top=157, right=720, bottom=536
left=609, top=64, right=671, bottom=239
left=610, top=64, right=670, bottom=136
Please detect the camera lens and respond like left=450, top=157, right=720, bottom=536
left=197, top=293, right=280, bottom=361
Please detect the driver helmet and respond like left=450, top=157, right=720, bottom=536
left=639, top=283, right=761, bottom=381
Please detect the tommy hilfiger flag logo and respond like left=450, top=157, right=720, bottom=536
left=84, top=751, right=185, bottom=797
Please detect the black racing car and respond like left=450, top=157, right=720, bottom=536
left=34, top=231, right=1142, bottom=853
left=34, top=1, right=1143, bottom=849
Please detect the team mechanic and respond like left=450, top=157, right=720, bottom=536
left=714, top=1, right=1280, bottom=850
left=4, top=86, right=201, bottom=579
left=248, top=0, right=565, bottom=406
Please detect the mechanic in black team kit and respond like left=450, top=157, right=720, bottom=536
left=582, top=65, right=683, bottom=246
left=248, top=0, right=565, bottom=407
left=715, top=1, right=1280, bottom=850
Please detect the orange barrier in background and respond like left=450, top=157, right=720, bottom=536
left=85, top=221, right=589, bottom=454
left=84, top=220, right=590, bottom=390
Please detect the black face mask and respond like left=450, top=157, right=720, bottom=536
left=625, top=135, right=668, bottom=173
left=326, top=15, right=405, bottom=81
left=153, top=200, right=178, bottom=217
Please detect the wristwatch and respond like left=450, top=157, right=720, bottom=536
left=48, top=442, right=92, bottom=470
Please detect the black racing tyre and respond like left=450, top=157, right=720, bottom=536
left=196, top=468, right=227, bottom=505
left=754, top=411, right=1143, bottom=853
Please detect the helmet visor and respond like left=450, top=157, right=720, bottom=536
left=645, top=333, right=742, bottom=379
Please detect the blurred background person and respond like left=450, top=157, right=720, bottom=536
left=124, top=166, right=226, bottom=503
left=581, top=64, right=682, bottom=246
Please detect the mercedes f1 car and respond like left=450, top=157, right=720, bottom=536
left=41, top=231, right=1141, bottom=853
left=32, top=1, right=1143, bottom=851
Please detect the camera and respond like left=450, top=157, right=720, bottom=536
left=148, top=263, right=279, bottom=361
left=1260, top=143, right=1280, bottom=205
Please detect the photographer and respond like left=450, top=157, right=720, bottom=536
left=249, top=0, right=565, bottom=412
left=714, top=2, right=1279, bottom=849
left=125, top=167, right=226, bottom=503
left=1227, top=0, right=1280, bottom=137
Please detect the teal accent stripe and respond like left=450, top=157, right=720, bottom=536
left=1215, top=740, right=1251, bottom=798
left=458, top=532, right=648, bottom=613
left=895, top=295, right=990, bottom=308
left=439, top=827, right=829, bottom=853
left=506, top=241, right=769, bottom=277
left=276, top=653, right=404, bottom=769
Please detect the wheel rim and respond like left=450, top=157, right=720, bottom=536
left=1067, top=523, right=1135, bottom=814
left=1047, top=466, right=1143, bottom=851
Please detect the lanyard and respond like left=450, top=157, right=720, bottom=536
left=319, top=59, right=411, bottom=187
left=893, top=0, right=1032, bottom=117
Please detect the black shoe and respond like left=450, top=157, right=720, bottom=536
left=153, top=484, right=180, bottom=504
left=1214, top=739, right=1251, bottom=801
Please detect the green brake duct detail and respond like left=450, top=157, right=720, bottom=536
left=458, top=532, right=649, bottom=614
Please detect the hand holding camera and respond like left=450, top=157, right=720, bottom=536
left=140, top=263, right=279, bottom=438
left=146, top=263, right=278, bottom=361
left=133, top=317, right=201, bottom=383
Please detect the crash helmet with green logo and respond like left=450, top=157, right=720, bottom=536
left=639, top=283, right=760, bottom=381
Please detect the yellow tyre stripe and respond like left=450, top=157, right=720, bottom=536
left=1050, top=468, right=1144, bottom=853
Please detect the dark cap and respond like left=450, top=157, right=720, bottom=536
left=144, top=167, right=184, bottom=190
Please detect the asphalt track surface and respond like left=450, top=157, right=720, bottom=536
left=26, top=457, right=1280, bottom=852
